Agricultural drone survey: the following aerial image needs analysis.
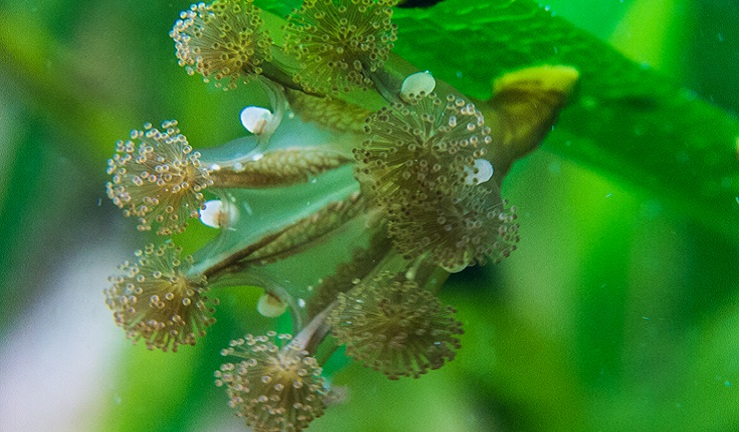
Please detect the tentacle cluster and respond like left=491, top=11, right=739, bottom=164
left=99, top=1, right=551, bottom=427
left=104, top=243, right=216, bottom=352
left=171, top=0, right=272, bottom=89
left=285, top=0, right=398, bottom=94
left=355, top=93, right=519, bottom=271
left=329, top=271, right=463, bottom=379
left=106, top=120, right=212, bottom=235
left=215, top=332, right=327, bottom=432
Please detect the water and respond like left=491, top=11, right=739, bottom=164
left=0, top=0, right=737, bottom=431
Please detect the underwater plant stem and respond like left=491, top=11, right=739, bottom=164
left=365, top=247, right=409, bottom=280
left=237, top=193, right=370, bottom=264
left=367, top=60, right=405, bottom=105
left=207, top=266, right=305, bottom=331
left=418, top=265, right=451, bottom=295
left=196, top=192, right=368, bottom=281
left=289, top=302, right=335, bottom=354
left=207, top=168, right=276, bottom=188
left=315, top=340, right=340, bottom=367
left=405, top=255, right=451, bottom=292
left=260, top=57, right=306, bottom=94
left=205, top=149, right=353, bottom=188
left=199, top=229, right=285, bottom=280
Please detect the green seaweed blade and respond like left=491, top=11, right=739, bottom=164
left=388, top=0, right=739, bottom=238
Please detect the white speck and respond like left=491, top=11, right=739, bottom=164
left=240, top=106, right=273, bottom=135
left=400, top=71, right=436, bottom=102
left=297, top=298, right=306, bottom=308
left=605, top=193, right=613, bottom=198
left=199, top=200, right=239, bottom=228
left=257, top=293, right=287, bottom=317
left=97, top=198, right=102, bottom=206
left=209, top=163, right=221, bottom=171
left=199, top=200, right=224, bottom=228
left=463, top=158, right=494, bottom=185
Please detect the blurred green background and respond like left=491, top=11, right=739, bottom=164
left=1, top=0, right=738, bottom=431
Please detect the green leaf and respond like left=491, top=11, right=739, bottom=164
left=386, top=0, right=739, bottom=239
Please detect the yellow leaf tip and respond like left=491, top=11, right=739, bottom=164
left=493, top=65, right=580, bottom=96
